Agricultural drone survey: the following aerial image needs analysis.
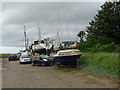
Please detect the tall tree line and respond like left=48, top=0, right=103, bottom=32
left=78, top=1, right=120, bottom=44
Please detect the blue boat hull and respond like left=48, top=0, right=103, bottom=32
left=53, top=55, right=81, bottom=66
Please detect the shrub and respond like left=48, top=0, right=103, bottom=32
left=97, top=36, right=115, bottom=45
left=77, top=38, right=117, bottom=52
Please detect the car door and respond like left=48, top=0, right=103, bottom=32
left=33, top=56, right=37, bottom=62
left=35, top=56, right=40, bottom=64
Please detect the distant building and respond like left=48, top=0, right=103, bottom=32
left=61, top=41, right=78, bottom=49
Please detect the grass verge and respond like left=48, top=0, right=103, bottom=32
left=80, top=52, right=119, bottom=79
left=0, top=54, right=14, bottom=58
left=56, top=52, right=119, bottom=79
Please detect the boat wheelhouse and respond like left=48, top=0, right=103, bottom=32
left=53, top=49, right=82, bottom=67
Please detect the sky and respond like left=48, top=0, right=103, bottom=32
left=1, top=0, right=105, bottom=53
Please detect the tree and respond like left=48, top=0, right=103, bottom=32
left=77, top=30, right=86, bottom=42
left=86, top=2, right=120, bottom=44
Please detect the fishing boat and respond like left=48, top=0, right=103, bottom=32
left=31, top=38, right=54, bottom=56
left=53, top=49, right=82, bottom=67
left=23, top=24, right=54, bottom=56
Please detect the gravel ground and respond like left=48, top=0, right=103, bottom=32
left=2, top=58, right=119, bottom=88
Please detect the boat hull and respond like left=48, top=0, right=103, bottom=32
left=53, top=55, right=81, bottom=66
left=33, top=48, right=46, bottom=55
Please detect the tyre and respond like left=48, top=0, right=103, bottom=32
left=49, top=63, right=53, bottom=66
left=32, top=62, right=35, bottom=66
left=42, top=63, right=45, bottom=66
left=19, top=61, right=22, bottom=64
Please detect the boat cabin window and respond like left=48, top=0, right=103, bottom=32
left=58, top=51, right=73, bottom=55
left=73, top=51, right=80, bottom=54
left=34, top=41, right=38, bottom=44
left=58, top=52, right=65, bottom=55
left=41, top=40, right=44, bottom=43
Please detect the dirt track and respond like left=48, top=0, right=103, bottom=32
left=2, top=58, right=119, bottom=88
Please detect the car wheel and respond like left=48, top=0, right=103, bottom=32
left=50, top=63, right=53, bottom=66
left=32, top=62, right=35, bottom=66
left=19, top=61, right=22, bottom=64
left=42, top=63, right=45, bottom=66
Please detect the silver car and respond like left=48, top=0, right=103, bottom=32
left=19, top=55, right=31, bottom=64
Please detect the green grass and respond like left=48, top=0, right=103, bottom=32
left=0, top=54, right=15, bottom=58
left=56, top=52, right=119, bottom=79
left=80, top=52, right=119, bottom=79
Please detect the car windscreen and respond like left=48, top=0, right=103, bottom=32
left=16, top=53, right=21, bottom=56
left=40, top=55, right=49, bottom=59
left=21, top=56, right=29, bottom=58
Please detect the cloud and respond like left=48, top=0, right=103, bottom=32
left=1, top=2, right=104, bottom=53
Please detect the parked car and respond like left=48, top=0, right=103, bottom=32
left=16, top=52, right=22, bottom=60
left=8, top=55, right=18, bottom=61
left=53, top=49, right=82, bottom=68
left=32, top=55, right=53, bottom=66
left=19, top=55, right=31, bottom=64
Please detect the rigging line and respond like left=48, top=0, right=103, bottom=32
left=22, top=36, right=24, bottom=51
left=66, top=26, right=71, bottom=41
left=68, top=27, right=72, bottom=41
left=59, top=12, right=64, bottom=42
left=56, top=11, right=60, bottom=45
left=37, top=22, right=41, bottom=41
left=74, top=6, right=80, bottom=41
left=75, top=13, right=78, bottom=41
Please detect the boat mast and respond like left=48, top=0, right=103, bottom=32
left=24, top=26, right=27, bottom=50
left=57, top=11, right=60, bottom=46
left=75, top=13, right=78, bottom=41
left=37, top=22, right=41, bottom=41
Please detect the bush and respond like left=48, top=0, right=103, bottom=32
left=90, top=42, right=117, bottom=52
left=77, top=37, right=117, bottom=52
left=97, top=36, right=115, bottom=45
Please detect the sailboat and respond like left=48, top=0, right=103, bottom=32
left=31, top=38, right=54, bottom=56
left=29, top=23, right=54, bottom=56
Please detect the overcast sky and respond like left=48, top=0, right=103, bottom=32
left=1, top=1, right=105, bottom=53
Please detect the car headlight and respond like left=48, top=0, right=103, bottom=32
left=43, top=59, right=48, bottom=61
